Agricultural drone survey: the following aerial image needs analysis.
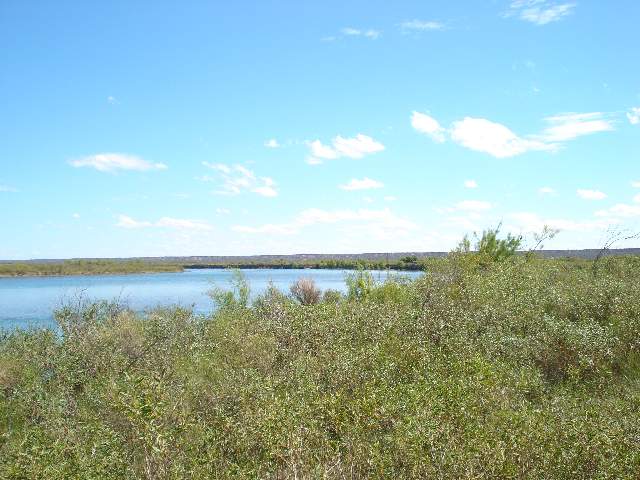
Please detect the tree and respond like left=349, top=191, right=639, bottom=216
left=455, top=224, right=522, bottom=262
left=475, top=224, right=522, bottom=261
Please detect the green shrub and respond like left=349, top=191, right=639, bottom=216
left=1, top=256, right=640, bottom=478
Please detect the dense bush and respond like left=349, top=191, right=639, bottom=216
left=290, top=277, right=322, bottom=305
left=1, top=255, right=640, bottom=478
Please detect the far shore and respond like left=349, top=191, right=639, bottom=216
left=2, top=248, right=639, bottom=278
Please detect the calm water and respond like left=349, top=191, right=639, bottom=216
left=0, top=269, right=422, bottom=330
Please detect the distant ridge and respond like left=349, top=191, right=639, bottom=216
left=3, top=248, right=640, bottom=264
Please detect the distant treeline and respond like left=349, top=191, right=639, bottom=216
left=184, top=256, right=426, bottom=271
left=0, top=259, right=183, bottom=277
left=0, top=257, right=425, bottom=277
left=2, top=251, right=638, bottom=277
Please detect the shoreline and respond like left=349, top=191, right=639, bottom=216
left=0, top=264, right=425, bottom=279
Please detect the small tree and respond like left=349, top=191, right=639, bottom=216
left=208, top=269, right=251, bottom=309
left=454, top=224, right=522, bottom=262
left=526, top=225, right=560, bottom=260
left=345, top=269, right=375, bottom=300
left=290, top=277, right=322, bottom=305
left=475, top=224, right=522, bottom=261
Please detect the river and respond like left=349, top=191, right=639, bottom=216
left=0, top=268, right=422, bottom=329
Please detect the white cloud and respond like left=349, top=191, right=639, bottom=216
left=202, top=162, right=232, bottom=174
left=595, top=204, right=640, bottom=218
left=70, top=153, right=167, bottom=172
left=384, top=195, right=397, bottom=202
left=107, top=96, right=118, bottom=104
left=116, top=215, right=212, bottom=231
left=411, top=111, right=446, bottom=143
left=72, top=213, right=80, bottom=219
left=464, top=180, right=478, bottom=189
left=340, top=27, right=381, bottom=39
left=342, top=27, right=361, bottom=35
left=455, top=200, right=492, bottom=211
left=340, top=177, right=384, bottom=191
left=264, top=139, right=280, bottom=148
left=252, top=177, right=278, bottom=197
left=539, top=186, right=555, bottom=195
left=507, top=1, right=576, bottom=25
left=634, top=193, right=640, bottom=203
left=156, top=217, right=213, bottom=230
left=216, top=208, right=231, bottom=215
left=305, top=134, right=384, bottom=163
left=305, top=156, right=324, bottom=166
left=632, top=181, right=640, bottom=188
left=333, top=134, right=385, bottom=158
left=116, top=215, right=152, bottom=229
left=400, top=20, right=444, bottom=31
left=232, top=224, right=298, bottom=235
left=233, top=208, right=416, bottom=237
left=507, top=211, right=614, bottom=233
left=309, top=140, right=340, bottom=160
left=202, top=162, right=278, bottom=197
left=414, top=111, right=615, bottom=158
left=577, top=189, right=607, bottom=200
left=539, top=112, right=614, bottom=142
left=450, top=117, right=551, bottom=158
left=627, top=107, right=640, bottom=125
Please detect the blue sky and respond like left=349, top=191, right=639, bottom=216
left=1, top=1, right=639, bottom=259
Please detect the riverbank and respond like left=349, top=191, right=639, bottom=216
left=0, top=258, right=425, bottom=277
left=0, top=260, right=184, bottom=277
left=3, top=248, right=640, bottom=277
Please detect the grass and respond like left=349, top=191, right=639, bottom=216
left=1, top=253, right=639, bottom=478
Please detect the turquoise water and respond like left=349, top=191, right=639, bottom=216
left=0, top=269, right=421, bottom=330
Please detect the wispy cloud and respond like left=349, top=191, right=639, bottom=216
left=507, top=211, right=614, bottom=233
left=306, top=134, right=384, bottom=165
left=340, top=27, right=381, bottom=39
left=201, top=162, right=278, bottom=197
left=0, top=185, right=18, bottom=192
left=464, top=180, right=478, bottom=189
left=577, top=189, right=607, bottom=200
left=116, top=215, right=213, bottom=231
left=537, top=112, right=615, bottom=142
left=264, top=139, right=280, bottom=148
left=539, top=186, right=556, bottom=195
left=399, top=20, right=445, bottom=32
left=70, top=153, right=167, bottom=172
left=595, top=204, right=640, bottom=218
left=233, top=208, right=416, bottom=237
left=506, top=1, right=577, bottom=25
left=340, top=177, right=384, bottom=191
left=412, top=111, right=615, bottom=158
left=628, top=107, right=640, bottom=125
left=454, top=200, right=493, bottom=212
